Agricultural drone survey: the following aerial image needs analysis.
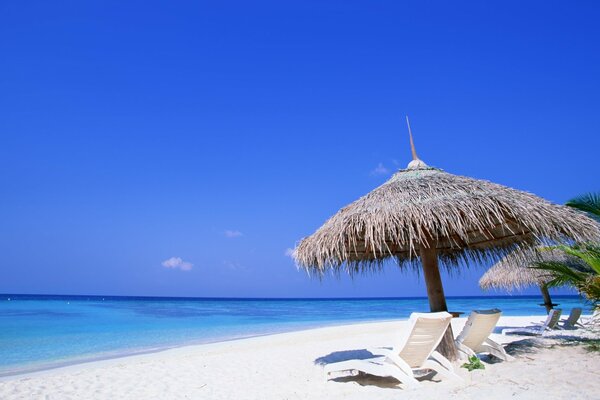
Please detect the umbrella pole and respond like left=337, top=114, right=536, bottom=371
left=420, top=242, right=459, bottom=361
left=540, top=285, right=554, bottom=314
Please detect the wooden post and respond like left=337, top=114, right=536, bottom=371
left=540, top=285, right=554, bottom=314
left=420, top=239, right=459, bottom=361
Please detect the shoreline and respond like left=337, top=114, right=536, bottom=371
left=1, top=314, right=598, bottom=399
left=3, top=295, right=591, bottom=380
left=0, top=314, right=583, bottom=380
left=0, top=317, right=406, bottom=380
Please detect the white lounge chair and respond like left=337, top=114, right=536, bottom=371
left=323, top=312, right=460, bottom=388
left=559, top=308, right=582, bottom=330
left=502, top=309, right=562, bottom=336
left=455, top=309, right=514, bottom=361
left=582, top=308, right=599, bottom=326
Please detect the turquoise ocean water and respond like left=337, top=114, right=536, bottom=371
left=0, top=294, right=591, bottom=376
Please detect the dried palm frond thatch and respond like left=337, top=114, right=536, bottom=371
left=479, top=248, right=584, bottom=291
left=294, top=165, right=599, bottom=274
left=479, top=247, right=588, bottom=312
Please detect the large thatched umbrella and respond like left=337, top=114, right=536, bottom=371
left=480, top=248, right=585, bottom=313
left=293, top=120, right=599, bottom=360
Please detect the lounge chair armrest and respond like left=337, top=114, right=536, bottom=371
left=455, top=341, right=476, bottom=359
left=378, top=349, right=415, bottom=377
left=502, top=327, right=537, bottom=335
left=429, top=351, right=454, bottom=372
left=484, top=337, right=501, bottom=347
left=483, top=338, right=515, bottom=361
left=367, top=346, right=391, bottom=356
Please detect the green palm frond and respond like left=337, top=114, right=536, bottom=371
left=534, top=242, right=600, bottom=306
left=556, top=244, right=600, bottom=274
left=540, top=244, right=600, bottom=273
left=532, top=261, right=587, bottom=288
left=535, top=192, right=600, bottom=305
left=584, top=279, right=600, bottom=304
left=566, top=192, right=600, bottom=220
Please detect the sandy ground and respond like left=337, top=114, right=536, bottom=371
left=1, top=315, right=599, bottom=400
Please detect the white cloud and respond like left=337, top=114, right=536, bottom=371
left=224, top=230, right=243, bottom=238
left=161, top=257, right=193, bottom=271
left=284, top=248, right=295, bottom=257
left=370, top=162, right=390, bottom=176
left=222, top=260, right=244, bottom=271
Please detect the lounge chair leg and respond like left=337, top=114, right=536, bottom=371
left=482, top=339, right=514, bottom=362
left=422, top=360, right=463, bottom=382
left=391, top=371, right=419, bottom=388
left=455, top=343, right=476, bottom=361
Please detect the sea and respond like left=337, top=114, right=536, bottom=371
left=0, top=294, right=591, bottom=377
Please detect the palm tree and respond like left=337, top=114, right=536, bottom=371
left=533, top=192, right=600, bottom=308
left=533, top=244, right=600, bottom=307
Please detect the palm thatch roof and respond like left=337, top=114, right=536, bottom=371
left=479, top=248, right=580, bottom=291
left=293, top=161, right=600, bottom=274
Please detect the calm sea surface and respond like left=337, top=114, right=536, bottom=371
left=0, top=294, right=591, bottom=376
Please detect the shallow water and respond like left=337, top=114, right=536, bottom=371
left=0, top=294, right=591, bottom=376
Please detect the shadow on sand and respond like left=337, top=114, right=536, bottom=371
left=314, top=349, right=376, bottom=366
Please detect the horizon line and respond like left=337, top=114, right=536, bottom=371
left=0, top=293, right=581, bottom=301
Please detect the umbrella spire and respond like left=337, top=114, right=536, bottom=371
left=405, top=116, right=428, bottom=169
left=406, top=115, right=418, bottom=160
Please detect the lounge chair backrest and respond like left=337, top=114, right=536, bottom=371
left=395, top=312, right=452, bottom=368
left=564, top=308, right=582, bottom=328
left=544, top=308, right=562, bottom=330
left=455, top=309, right=501, bottom=352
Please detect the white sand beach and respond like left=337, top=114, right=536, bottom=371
left=1, top=315, right=599, bottom=400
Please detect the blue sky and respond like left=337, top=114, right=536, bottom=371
left=1, top=1, right=598, bottom=298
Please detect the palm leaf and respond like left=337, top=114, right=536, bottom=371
left=557, top=244, right=600, bottom=274
left=532, top=261, right=586, bottom=288
left=566, top=192, right=600, bottom=220
left=541, top=244, right=600, bottom=273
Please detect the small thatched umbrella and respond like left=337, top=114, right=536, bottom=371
left=480, top=248, right=585, bottom=313
left=293, top=119, right=599, bottom=360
